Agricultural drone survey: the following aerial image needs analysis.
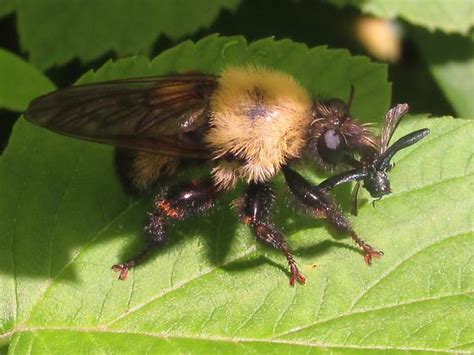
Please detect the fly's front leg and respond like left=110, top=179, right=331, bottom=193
left=236, top=182, right=306, bottom=286
left=282, top=167, right=382, bottom=265
left=112, top=179, right=218, bottom=280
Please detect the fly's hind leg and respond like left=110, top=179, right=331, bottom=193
left=236, top=182, right=306, bottom=286
left=282, top=167, right=382, bottom=265
left=112, top=179, right=218, bottom=280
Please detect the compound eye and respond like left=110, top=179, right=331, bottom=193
left=318, top=129, right=346, bottom=164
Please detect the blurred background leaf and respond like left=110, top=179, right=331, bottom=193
left=16, top=0, right=240, bottom=69
left=0, top=48, right=53, bottom=152
left=411, top=27, right=474, bottom=118
left=0, top=0, right=15, bottom=19
left=0, top=48, right=54, bottom=111
left=329, top=0, right=474, bottom=34
left=325, top=0, right=474, bottom=118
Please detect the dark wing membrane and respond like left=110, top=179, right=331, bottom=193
left=379, top=103, right=409, bottom=153
left=25, top=74, right=219, bottom=158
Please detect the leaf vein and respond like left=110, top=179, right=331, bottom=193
left=378, top=171, right=473, bottom=203
left=105, top=246, right=258, bottom=327
left=47, top=153, right=83, bottom=277
left=349, top=229, right=472, bottom=310
left=274, top=291, right=472, bottom=339
left=272, top=288, right=297, bottom=335
left=233, top=284, right=277, bottom=335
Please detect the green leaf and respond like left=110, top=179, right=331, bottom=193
left=2, top=37, right=472, bottom=352
left=0, top=48, right=54, bottom=112
left=16, top=0, right=241, bottom=70
left=411, top=28, right=474, bottom=118
left=329, top=0, right=474, bottom=35
left=0, top=0, right=15, bottom=18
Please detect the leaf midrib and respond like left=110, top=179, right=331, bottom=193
left=6, top=322, right=471, bottom=354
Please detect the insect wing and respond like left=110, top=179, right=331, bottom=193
left=379, top=103, right=409, bottom=153
left=25, top=74, right=219, bottom=158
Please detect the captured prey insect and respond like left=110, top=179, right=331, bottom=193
left=25, top=66, right=428, bottom=285
left=319, top=103, right=430, bottom=213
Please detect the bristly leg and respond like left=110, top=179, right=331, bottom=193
left=282, top=167, right=382, bottom=265
left=237, top=182, right=306, bottom=286
left=112, top=179, right=218, bottom=280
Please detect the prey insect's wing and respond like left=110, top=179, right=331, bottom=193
left=379, top=103, right=409, bottom=154
left=25, top=74, right=219, bottom=159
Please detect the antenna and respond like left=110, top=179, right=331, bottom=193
left=347, top=84, right=355, bottom=109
